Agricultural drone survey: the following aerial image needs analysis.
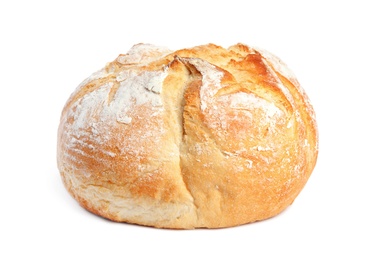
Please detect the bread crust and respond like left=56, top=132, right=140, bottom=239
left=57, top=43, right=318, bottom=229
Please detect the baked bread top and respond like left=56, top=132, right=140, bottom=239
left=57, top=43, right=318, bottom=229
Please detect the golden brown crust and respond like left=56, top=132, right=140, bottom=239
left=57, top=43, right=318, bottom=229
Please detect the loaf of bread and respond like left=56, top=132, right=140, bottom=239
left=57, top=43, right=318, bottom=229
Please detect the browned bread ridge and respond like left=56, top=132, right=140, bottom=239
left=57, top=43, right=318, bottom=229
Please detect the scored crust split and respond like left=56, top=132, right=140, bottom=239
left=57, top=43, right=318, bottom=229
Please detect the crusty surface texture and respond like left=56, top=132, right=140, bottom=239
left=57, top=43, right=318, bottom=229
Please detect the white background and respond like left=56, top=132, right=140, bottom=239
left=1, top=0, right=366, bottom=259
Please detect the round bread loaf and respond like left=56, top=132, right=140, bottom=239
left=57, top=43, right=318, bottom=229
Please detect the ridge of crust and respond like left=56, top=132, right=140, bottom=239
left=161, top=57, right=200, bottom=226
